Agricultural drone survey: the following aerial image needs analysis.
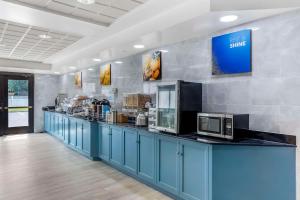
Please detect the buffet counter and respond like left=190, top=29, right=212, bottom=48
left=44, top=111, right=296, bottom=200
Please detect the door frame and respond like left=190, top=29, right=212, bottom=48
left=0, top=72, right=34, bottom=135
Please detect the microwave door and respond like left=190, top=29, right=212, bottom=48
left=198, top=117, right=223, bottom=136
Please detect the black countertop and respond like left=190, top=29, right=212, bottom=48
left=45, top=111, right=296, bottom=147
left=98, top=121, right=296, bottom=147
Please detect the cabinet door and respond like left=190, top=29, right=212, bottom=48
left=99, top=124, right=110, bottom=161
left=63, top=117, right=69, bottom=144
left=123, top=128, right=138, bottom=174
left=138, top=131, right=155, bottom=183
left=110, top=126, right=123, bottom=166
left=179, top=141, right=211, bottom=200
left=50, top=114, right=55, bottom=134
left=82, top=122, right=91, bottom=155
left=44, top=112, right=49, bottom=132
left=69, top=118, right=77, bottom=147
left=156, top=135, right=179, bottom=195
left=76, top=120, right=83, bottom=150
left=58, top=115, right=63, bottom=139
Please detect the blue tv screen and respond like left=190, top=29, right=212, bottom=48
left=212, top=29, right=252, bottom=75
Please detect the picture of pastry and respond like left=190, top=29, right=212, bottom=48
left=100, top=64, right=111, bottom=85
left=74, top=72, right=82, bottom=88
left=143, top=51, right=161, bottom=81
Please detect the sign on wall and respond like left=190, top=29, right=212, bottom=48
left=212, top=29, right=252, bottom=75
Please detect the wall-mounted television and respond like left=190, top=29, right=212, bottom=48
left=212, top=29, right=252, bottom=75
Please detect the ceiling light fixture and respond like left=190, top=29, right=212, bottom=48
left=0, top=44, right=5, bottom=47
left=39, top=34, right=52, bottom=39
left=93, top=58, right=101, bottom=62
left=77, top=0, right=95, bottom=4
left=88, top=68, right=94, bottom=71
left=160, top=50, right=169, bottom=53
left=69, top=66, right=77, bottom=70
left=115, top=61, right=123, bottom=64
left=134, top=44, right=145, bottom=49
left=54, top=72, right=60, bottom=74
left=251, top=27, right=260, bottom=31
left=220, top=15, right=238, bottom=23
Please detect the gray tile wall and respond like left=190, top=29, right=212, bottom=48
left=58, top=10, right=300, bottom=139
left=34, top=74, right=60, bottom=132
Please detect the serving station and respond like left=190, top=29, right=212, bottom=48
left=44, top=110, right=296, bottom=200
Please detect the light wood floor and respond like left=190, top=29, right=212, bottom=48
left=0, top=134, right=172, bottom=200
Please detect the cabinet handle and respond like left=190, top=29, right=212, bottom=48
left=136, top=140, right=140, bottom=144
left=177, top=151, right=180, bottom=155
left=181, top=152, right=184, bottom=156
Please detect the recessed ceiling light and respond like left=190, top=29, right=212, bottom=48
left=220, top=15, right=238, bottom=23
left=93, top=58, right=101, bottom=62
left=88, top=68, right=94, bottom=71
left=77, top=0, right=95, bottom=4
left=160, top=50, right=168, bottom=53
left=54, top=72, right=60, bottom=74
left=115, top=61, right=123, bottom=64
left=134, top=44, right=145, bottom=49
left=69, top=66, right=77, bottom=70
left=39, top=34, right=52, bottom=39
left=251, top=27, right=260, bottom=31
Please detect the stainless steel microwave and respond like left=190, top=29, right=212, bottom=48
left=197, top=113, right=249, bottom=140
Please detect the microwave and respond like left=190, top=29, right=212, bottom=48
left=197, top=113, right=249, bottom=140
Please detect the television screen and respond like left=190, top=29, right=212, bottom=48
left=212, top=29, right=252, bottom=75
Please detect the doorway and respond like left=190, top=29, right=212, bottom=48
left=0, top=73, right=34, bottom=136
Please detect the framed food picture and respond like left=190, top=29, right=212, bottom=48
left=143, top=51, right=161, bottom=81
left=100, top=64, right=111, bottom=85
left=74, top=72, right=82, bottom=88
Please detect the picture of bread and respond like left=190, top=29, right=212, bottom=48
left=143, top=51, right=161, bottom=81
left=74, top=72, right=82, bottom=88
left=100, top=64, right=111, bottom=85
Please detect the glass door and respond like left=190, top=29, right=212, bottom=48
left=156, top=84, right=177, bottom=133
left=0, top=73, right=34, bottom=135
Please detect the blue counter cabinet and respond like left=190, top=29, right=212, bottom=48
left=44, top=111, right=51, bottom=133
left=110, top=125, right=123, bottom=167
left=156, top=135, right=180, bottom=195
left=98, top=123, right=111, bottom=162
left=137, top=130, right=156, bottom=184
left=212, top=145, right=296, bottom=200
left=62, top=116, right=69, bottom=144
left=123, top=128, right=138, bottom=175
left=43, top=112, right=98, bottom=160
left=69, top=117, right=77, bottom=148
left=179, top=140, right=211, bottom=200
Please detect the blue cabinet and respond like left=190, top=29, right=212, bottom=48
left=156, top=135, right=180, bottom=195
left=123, top=128, right=138, bottom=174
left=99, top=123, right=110, bottom=162
left=44, top=112, right=50, bottom=132
left=82, top=121, right=91, bottom=155
left=62, top=116, right=69, bottom=144
left=137, top=131, right=156, bottom=183
left=69, top=118, right=77, bottom=147
left=110, top=126, right=123, bottom=166
left=179, top=140, right=211, bottom=200
left=76, top=120, right=83, bottom=150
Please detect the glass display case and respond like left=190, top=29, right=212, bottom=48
left=157, top=84, right=177, bottom=132
left=156, top=80, right=202, bottom=134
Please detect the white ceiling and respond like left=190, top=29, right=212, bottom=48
left=3, top=0, right=148, bottom=26
left=0, top=0, right=299, bottom=74
left=0, top=18, right=81, bottom=62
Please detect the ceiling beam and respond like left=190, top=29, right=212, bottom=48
left=2, top=0, right=110, bottom=27
left=0, top=57, right=51, bottom=70
left=211, top=0, right=300, bottom=11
